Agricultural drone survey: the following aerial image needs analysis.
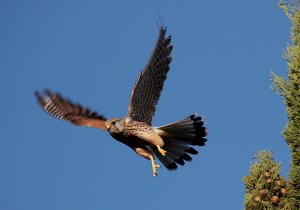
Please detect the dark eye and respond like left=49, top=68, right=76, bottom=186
left=112, top=121, right=116, bottom=125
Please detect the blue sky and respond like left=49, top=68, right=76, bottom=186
left=0, top=0, right=292, bottom=209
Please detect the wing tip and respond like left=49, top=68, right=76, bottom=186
left=157, top=15, right=166, bottom=30
left=34, top=90, right=46, bottom=106
left=34, top=90, right=41, bottom=99
left=43, top=88, right=55, bottom=97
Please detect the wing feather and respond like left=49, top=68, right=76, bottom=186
left=35, top=89, right=107, bottom=130
left=127, top=26, right=173, bottom=125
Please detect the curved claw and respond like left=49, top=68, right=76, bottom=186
left=156, top=145, right=167, bottom=156
left=151, top=158, right=160, bottom=177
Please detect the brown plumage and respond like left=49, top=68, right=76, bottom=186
left=35, top=89, right=106, bottom=130
left=35, top=25, right=207, bottom=177
left=127, top=27, right=173, bottom=125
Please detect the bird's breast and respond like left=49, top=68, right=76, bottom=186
left=110, top=121, right=164, bottom=147
left=122, top=122, right=164, bottom=147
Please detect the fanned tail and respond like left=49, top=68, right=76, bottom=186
left=153, top=114, right=207, bottom=170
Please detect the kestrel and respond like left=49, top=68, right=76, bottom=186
left=35, top=26, right=207, bottom=176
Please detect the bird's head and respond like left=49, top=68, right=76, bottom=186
left=105, top=118, right=125, bottom=134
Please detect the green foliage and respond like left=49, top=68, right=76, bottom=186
left=244, top=2, right=300, bottom=209
left=244, top=151, right=289, bottom=209
left=272, top=1, right=300, bottom=208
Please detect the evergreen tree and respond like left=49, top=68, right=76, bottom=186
left=244, top=151, right=288, bottom=209
left=244, top=1, right=300, bottom=209
left=272, top=0, right=300, bottom=208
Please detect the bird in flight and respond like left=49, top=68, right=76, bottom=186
left=35, top=26, right=207, bottom=177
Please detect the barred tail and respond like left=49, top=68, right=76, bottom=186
left=153, top=114, right=207, bottom=170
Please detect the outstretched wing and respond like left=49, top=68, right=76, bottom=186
left=35, top=89, right=107, bottom=130
left=127, top=26, right=173, bottom=125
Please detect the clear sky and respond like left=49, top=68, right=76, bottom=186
left=0, top=0, right=292, bottom=209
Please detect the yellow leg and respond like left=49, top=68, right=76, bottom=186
left=156, top=145, right=167, bottom=156
left=151, top=157, right=160, bottom=177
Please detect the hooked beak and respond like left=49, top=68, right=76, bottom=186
left=106, top=124, right=111, bottom=131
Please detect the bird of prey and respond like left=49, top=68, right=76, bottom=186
left=35, top=26, right=207, bottom=177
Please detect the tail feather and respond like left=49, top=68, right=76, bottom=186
left=163, top=142, right=193, bottom=156
left=152, top=149, right=178, bottom=170
left=153, top=114, right=207, bottom=170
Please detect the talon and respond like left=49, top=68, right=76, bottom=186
left=152, top=164, right=160, bottom=177
left=156, top=145, right=167, bottom=156
left=151, top=158, right=160, bottom=177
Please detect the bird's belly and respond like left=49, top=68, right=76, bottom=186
left=111, top=130, right=164, bottom=148
left=111, top=133, right=151, bottom=148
